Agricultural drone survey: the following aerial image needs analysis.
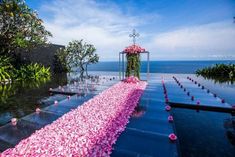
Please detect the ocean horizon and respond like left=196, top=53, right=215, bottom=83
left=87, top=60, right=235, bottom=74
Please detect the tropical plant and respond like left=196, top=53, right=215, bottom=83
left=56, top=40, right=99, bottom=79
left=126, top=54, right=140, bottom=78
left=15, top=63, right=51, bottom=80
left=0, top=0, right=52, bottom=57
left=54, top=47, right=70, bottom=73
left=124, top=44, right=145, bottom=79
left=0, top=68, right=11, bottom=83
left=196, top=63, right=235, bottom=82
left=0, top=55, right=51, bottom=82
left=0, top=55, right=14, bottom=83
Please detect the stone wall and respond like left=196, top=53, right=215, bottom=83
left=19, top=44, right=65, bottom=72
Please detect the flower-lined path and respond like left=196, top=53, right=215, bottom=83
left=0, top=78, right=118, bottom=152
left=1, top=81, right=146, bottom=156
left=111, top=75, right=179, bottom=157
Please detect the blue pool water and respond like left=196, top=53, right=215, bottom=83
left=172, top=108, right=235, bottom=157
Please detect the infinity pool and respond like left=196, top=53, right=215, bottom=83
left=0, top=74, right=68, bottom=126
left=0, top=73, right=235, bottom=156
left=172, top=108, right=235, bottom=157
left=169, top=74, right=235, bottom=157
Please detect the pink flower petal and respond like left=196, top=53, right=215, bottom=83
left=1, top=81, right=147, bottom=156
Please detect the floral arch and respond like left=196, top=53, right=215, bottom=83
left=119, top=44, right=150, bottom=81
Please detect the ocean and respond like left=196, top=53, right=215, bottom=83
left=87, top=60, right=235, bottom=73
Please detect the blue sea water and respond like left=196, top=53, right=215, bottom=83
left=88, top=60, right=235, bottom=73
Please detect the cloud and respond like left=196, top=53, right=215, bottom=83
left=39, top=0, right=153, bottom=60
left=39, top=0, right=235, bottom=60
left=148, top=21, right=235, bottom=60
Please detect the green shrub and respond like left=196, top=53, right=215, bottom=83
left=126, top=54, right=140, bottom=78
left=196, top=63, right=235, bottom=81
left=0, top=56, right=14, bottom=83
left=0, top=55, right=51, bottom=83
left=15, top=63, right=51, bottom=80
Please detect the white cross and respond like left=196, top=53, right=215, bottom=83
left=129, top=29, right=139, bottom=45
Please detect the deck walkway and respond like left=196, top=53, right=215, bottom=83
left=0, top=74, right=233, bottom=156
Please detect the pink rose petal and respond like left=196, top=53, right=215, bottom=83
left=1, top=81, right=147, bottom=156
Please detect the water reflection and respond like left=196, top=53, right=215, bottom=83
left=172, top=108, right=235, bottom=157
left=0, top=84, right=17, bottom=104
left=0, top=73, right=117, bottom=126
left=0, top=74, right=67, bottom=126
left=0, top=78, right=50, bottom=103
left=187, top=74, right=235, bottom=105
left=198, top=75, right=235, bottom=85
left=224, top=117, right=235, bottom=146
left=132, top=104, right=146, bottom=118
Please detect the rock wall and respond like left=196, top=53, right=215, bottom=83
left=19, top=44, right=65, bottom=72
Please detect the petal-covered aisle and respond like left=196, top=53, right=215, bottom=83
left=1, top=81, right=147, bottom=157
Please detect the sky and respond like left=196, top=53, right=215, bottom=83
left=26, top=0, right=235, bottom=61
